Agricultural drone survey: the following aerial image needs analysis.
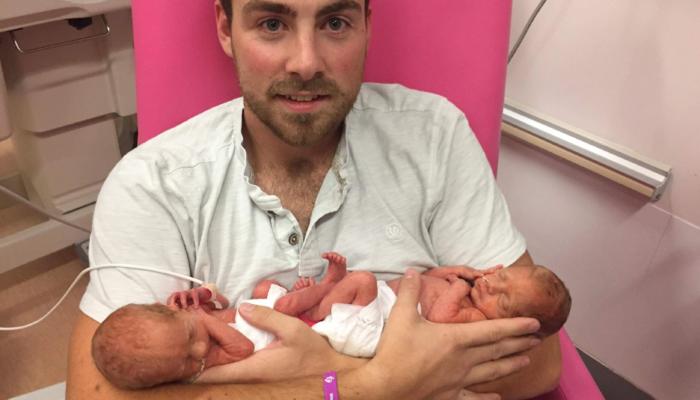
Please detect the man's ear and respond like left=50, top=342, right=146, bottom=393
left=365, top=7, right=372, bottom=50
left=215, top=0, right=234, bottom=59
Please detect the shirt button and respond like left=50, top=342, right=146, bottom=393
left=288, top=232, right=299, bottom=246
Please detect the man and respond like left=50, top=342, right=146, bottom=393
left=67, top=0, right=561, bottom=399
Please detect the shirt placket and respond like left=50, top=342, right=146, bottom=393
left=269, top=209, right=303, bottom=270
left=298, top=161, right=350, bottom=277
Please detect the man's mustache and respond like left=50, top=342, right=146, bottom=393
left=267, top=76, right=340, bottom=96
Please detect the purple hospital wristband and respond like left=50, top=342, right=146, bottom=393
left=323, top=371, right=339, bottom=400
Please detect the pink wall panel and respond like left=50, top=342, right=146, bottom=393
left=500, top=137, right=700, bottom=399
left=131, top=1, right=239, bottom=141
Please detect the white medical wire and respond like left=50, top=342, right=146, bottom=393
left=0, top=184, right=91, bottom=234
left=0, top=264, right=204, bottom=331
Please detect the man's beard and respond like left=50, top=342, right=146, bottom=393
left=241, top=74, right=359, bottom=147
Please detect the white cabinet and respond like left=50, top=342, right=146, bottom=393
left=0, top=1, right=134, bottom=270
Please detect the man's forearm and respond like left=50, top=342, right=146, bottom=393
left=468, top=333, right=561, bottom=400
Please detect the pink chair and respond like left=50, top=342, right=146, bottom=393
left=131, top=1, right=603, bottom=398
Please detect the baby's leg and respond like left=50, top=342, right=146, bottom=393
left=320, top=251, right=348, bottom=283
left=307, top=271, right=378, bottom=321
left=274, top=252, right=349, bottom=316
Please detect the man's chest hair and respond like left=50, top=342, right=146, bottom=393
left=254, top=165, right=329, bottom=233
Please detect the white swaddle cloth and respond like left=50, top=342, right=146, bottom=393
left=232, top=283, right=288, bottom=351
left=230, top=281, right=397, bottom=357
left=311, top=281, right=397, bottom=358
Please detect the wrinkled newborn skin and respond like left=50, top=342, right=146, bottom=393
left=393, top=272, right=487, bottom=323
left=92, top=295, right=253, bottom=389
left=274, top=252, right=564, bottom=330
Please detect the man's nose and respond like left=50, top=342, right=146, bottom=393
left=286, top=30, right=325, bottom=81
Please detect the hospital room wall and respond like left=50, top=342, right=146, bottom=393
left=498, top=1, right=700, bottom=399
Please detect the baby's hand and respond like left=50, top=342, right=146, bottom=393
left=167, top=287, right=215, bottom=310
left=444, top=273, right=469, bottom=285
left=426, top=265, right=493, bottom=281
left=481, top=264, right=504, bottom=275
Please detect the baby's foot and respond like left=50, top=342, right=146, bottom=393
left=321, top=251, right=347, bottom=284
left=293, top=277, right=316, bottom=291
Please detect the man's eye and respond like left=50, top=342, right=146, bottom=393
left=326, top=17, right=347, bottom=31
left=262, top=19, right=283, bottom=32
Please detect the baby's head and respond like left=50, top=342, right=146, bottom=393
left=470, top=265, right=571, bottom=337
left=91, top=303, right=209, bottom=389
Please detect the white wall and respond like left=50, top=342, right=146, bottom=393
left=499, top=1, right=700, bottom=399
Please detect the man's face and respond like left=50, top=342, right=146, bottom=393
left=217, top=0, right=371, bottom=147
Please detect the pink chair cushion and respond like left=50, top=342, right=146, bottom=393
left=533, top=330, right=605, bottom=400
left=131, top=1, right=602, bottom=398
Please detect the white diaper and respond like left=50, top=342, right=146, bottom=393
left=231, top=284, right=288, bottom=351
left=230, top=281, right=397, bottom=357
left=311, top=281, right=396, bottom=358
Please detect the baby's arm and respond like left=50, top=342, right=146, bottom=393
left=426, top=276, right=487, bottom=323
left=198, top=311, right=255, bottom=367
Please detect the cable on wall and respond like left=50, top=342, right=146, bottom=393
left=508, top=0, right=548, bottom=63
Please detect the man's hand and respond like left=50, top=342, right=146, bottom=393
left=197, top=303, right=365, bottom=384
left=362, top=269, right=541, bottom=400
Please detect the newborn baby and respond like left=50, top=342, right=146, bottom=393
left=274, top=252, right=571, bottom=346
left=91, top=287, right=253, bottom=389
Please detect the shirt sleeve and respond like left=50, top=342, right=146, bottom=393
left=79, top=154, right=193, bottom=323
left=428, top=106, right=526, bottom=268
